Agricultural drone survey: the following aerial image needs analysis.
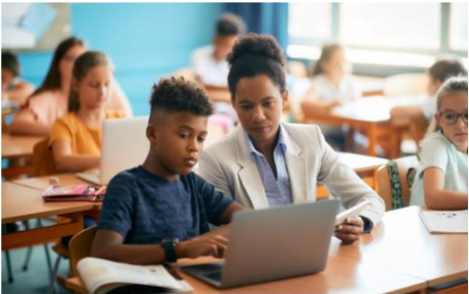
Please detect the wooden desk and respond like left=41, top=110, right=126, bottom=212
left=66, top=206, right=466, bottom=293
left=66, top=252, right=425, bottom=294
left=2, top=133, right=45, bottom=179
left=337, top=152, right=388, bottom=175
left=12, top=173, right=88, bottom=191
left=330, top=206, right=468, bottom=289
left=2, top=182, right=98, bottom=250
left=301, top=96, right=424, bottom=158
left=316, top=152, right=388, bottom=198
left=2, top=133, right=44, bottom=158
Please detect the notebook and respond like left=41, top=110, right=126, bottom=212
left=76, top=117, right=149, bottom=185
left=420, top=209, right=468, bottom=233
left=77, top=257, right=193, bottom=294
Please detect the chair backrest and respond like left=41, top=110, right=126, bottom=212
left=375, top=156, right=419, bottom=211
left=68, top=226, right=96, bottom=277
left=32, top=138, right=58, bottom=176
left=383, top=73, right=429, bottom=97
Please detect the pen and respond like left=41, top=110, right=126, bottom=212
left=95, top=186, right=106, bottom=195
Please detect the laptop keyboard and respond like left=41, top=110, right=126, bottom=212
left=203, top=271, right=222, bottom=282
left=192, top=263, right=223, bottom=272
left=181, top=262, right=223, bottom=282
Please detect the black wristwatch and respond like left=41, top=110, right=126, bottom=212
left=161, top=238, right=179, bottom=263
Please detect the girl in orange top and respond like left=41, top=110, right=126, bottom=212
left=49, top=51, right=125, bottom=172
left=9, top=37, right=132, bottom=136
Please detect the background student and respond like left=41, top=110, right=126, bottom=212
left=1, top=52, right=35, bottom=106
left=410, top=77, right=468, bottom=210
left=391, top=59, right=467, bottom=144
left=191, top=13, right=246, bottom=88
left=303, top=43, right=361, bottom=109
left=199, top=34, right=385, bottom=244
left=91, top=77, right=243, bottom=265
left=49, top=51, right=125, bottom=173
left=9, top=37, right=132, bottom=136
left=300, top=43, right=362, bottom=149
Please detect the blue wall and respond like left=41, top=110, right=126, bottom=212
left=18, top=3, right=224, bottom=115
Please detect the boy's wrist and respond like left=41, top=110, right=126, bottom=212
left=175, top=241, right=187, bottom=259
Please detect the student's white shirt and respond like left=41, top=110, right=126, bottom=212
left=410, top=131, right=468, bottom=206
left=191, top=45, right=229, bottom=87
left=419, top=95, right=437, bottom=123
left=199, top=122, right=385, bottom=226
left=310, top=74, right=362, bottom=103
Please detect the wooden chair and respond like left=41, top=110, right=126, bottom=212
left=375, top=156, right=419, bottom=211
left=32, top=138, right=58, bottom=176
left=3, top=137, right=56, bottom=284
left=68, top=226, right=97, bottom=278
left=32, top=138, right=66, bottom=292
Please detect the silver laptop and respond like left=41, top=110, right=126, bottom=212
left=180, top=199, right=340, bottom=289
left=76, top=116, right=149, bottom=185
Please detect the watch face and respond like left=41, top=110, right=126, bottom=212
left=162, top=238, right=179, bottom=245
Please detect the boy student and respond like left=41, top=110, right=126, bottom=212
left=91, top=77, right=243, bottom=265
left=191, top=13, right=246, bottom=87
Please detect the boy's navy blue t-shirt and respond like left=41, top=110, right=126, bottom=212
left=97, top=165, right=233, bottom=244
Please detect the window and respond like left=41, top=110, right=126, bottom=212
left=450, top=2, right=468, bottom=51
left=288, top=2, right=331, bottom=41
left=340, top=3, right=440, bottom=50
left=287, top=3, right=467, bottom=69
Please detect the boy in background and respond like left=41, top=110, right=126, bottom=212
left=191, top=13, right=246, bottom=88
left=91, top=77, right=243, bottom=265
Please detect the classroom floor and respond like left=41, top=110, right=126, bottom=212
left=2, top=243, right=72, bottom=294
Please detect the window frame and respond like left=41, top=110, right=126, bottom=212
left=288, top=3, right=467, bottom=59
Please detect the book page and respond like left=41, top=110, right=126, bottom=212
left=77, top=257, right=193, bottom=294
left=420, top=210, right=468, bottom=233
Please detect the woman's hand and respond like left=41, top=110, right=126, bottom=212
left=334, top=217, right=364, bottom=244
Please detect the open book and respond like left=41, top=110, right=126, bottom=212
left=77, top=257, right=194, bottom=294
left=41, top=184, right=106, bottom=202
left=420, top=210, right=468, bottom=233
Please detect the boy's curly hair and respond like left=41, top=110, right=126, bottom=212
left=150, top=77, right=213, bottom=116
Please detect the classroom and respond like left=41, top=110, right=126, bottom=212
left=1, top=2, right=468, bottom=294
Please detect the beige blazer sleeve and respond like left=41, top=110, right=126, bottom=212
left=315, top=128, right=385, bottom=226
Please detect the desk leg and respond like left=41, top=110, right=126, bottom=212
left=389, top=127, right=402, bottom=159
left=367, top=123, right=378, bottom=156
left=2, top=212, right=85, bottom=250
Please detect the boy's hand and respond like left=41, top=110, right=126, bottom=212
left=176, top=234, right=229, bottom=259
left=334, top=217, right=364, bottom=245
